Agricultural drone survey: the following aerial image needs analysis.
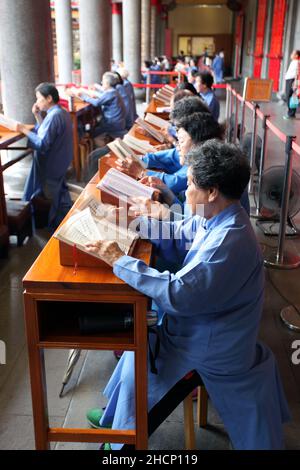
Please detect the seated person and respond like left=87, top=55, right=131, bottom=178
left=195, top=72, right=220, bottom=122
left=118, top=68, right=138, bottom=120
left=177, top=81, right=198, bottom=96
left=17, top=82, right=73, bottom=231
left=113, top=71, right=134, bottom=130
left=86, top=139, right=290, bottom=450
left=116, top=111, right=223, bottom=195
left=76, top=71, right=126, bottom=138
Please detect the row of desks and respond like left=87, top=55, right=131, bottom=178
left=21, top=116, right=167, bottom=449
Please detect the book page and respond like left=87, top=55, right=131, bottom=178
left=77, top=195, right=115, bottom=220
left=145, top=113, right=169, bottom=129
left=55, top=208, right=100, bottom=247
left=124, top=134, right=155, bottom=153
left=107, top=140, right=125, bottom=160
left=118, top=139, right=147, bottom=168
left=94, top=218, right=138, bottom=254
left=97, top=168, right=154, bottom=201
left=135, top=117, right=165, bottom=143
left=156, top=106, right=171, bottom=113
left=0, top=113, right=19, bottom=132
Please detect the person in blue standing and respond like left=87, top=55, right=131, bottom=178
left=212, top=50, right=225, bottom=84
left=86, top=139, right=290, bottom=450
left=75, top=71, right=126, bottom=138
left=149, top=58, right=162, bottom=85
left=195, top=72, right=220, bottom=121
left=17, top=82, right=73, bottom=231
left=113, top=71, right=134, bottom=130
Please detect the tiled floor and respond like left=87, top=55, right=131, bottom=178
left=0, top=97, right=300, bottom=450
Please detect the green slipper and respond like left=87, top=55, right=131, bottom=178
left=86, top=408, right=112, bottom=429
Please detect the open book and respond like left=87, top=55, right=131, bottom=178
left=123, top=134, right=156, bottom=154
left=154, top=93, right=171, bottom=105
left=163, top=84, right=175, bottom=95
left=145, top=112, right=169, bottom=129
left=135, top=117, right=165, bottom=143
left=97, top=168, right=155, bottom=204
left=54, top=199, right=139, bottom=263
left=0, top=113, right=19, bottom=132
left=107, top=138, right=146, bottom=168
left=156, top=106, right=171, bottom=113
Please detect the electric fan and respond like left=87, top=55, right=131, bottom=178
left=254, top=166, right=300, bottom=236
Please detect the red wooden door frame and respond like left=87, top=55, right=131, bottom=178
left=253, top=0, right=268, bottom=78
left=267, top=0, right=287, bottom=91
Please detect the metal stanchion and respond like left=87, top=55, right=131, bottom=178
left=239, top=100, right=245, bottom=149
left=248, top=103, right=259, bottom=195
left=146, top=73, right=150, bottom=104
left=251, top=114, right=270, bottom=218
left=233, top=93, right=239, bottom=144
left=226, top=86, right=233, bottom=142
left=264, top=135, right=300, bottom=269
left=225, top=86, right=230, bottom=143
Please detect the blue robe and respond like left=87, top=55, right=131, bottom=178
left=199, top=90, right=220, bottom=122
left=123, top=79, right=138, bottom=120
left=142, top=148, right=250, bottom=212
left=23, top=105, right=73, bottom=230
left=82, top=89, right=126, bottom=137
left=142, top=148, right=187, bottom=194
left=100, top=204, right=290, bottom=449
left=212, top=55, right=224, bottom=83
left=116, top=84, right=134, bottom=130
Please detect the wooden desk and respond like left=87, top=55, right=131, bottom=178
left=0, top=126, right=30, bottom=255
left=145, top=99, right=170, bottom=120
left=69, top=102, right=93, bottom=182
left=23, top=177, right=152, bottom=449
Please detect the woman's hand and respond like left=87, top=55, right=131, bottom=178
left=115, top=156, right=146, bottom=179
left=32, top=103, right=40, bottom=116
left=85, top=240, right=124, bottom=266
left=139, top=176, right=175, bottom=206
left=129, top=197, right=171, bottom=220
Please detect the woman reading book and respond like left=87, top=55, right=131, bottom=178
left=85, top=140, right=290, bottom=450
left=16, top=82, right=73, bottom=231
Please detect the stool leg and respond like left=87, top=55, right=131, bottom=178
left=183, top=392, right=196, bottom=449
left=197, top=385, right=208, bottom=428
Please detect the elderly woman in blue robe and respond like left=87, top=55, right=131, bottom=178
left=17, top=82, right=73, bottom=231
left=76, top=72, right=126, bottom=138
left=86, top=139, right=290, bottom=450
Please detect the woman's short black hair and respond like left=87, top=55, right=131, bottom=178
left=187, top=139, right=250, bottom=200
left=170, top=96, right=210, bottom=123
left=199, top=72, right=214, bottom=89
left=176, top=112, right=224, bottom=144
left=177, top=82, right=198, bottom=95
left=35, top=82, right=59, bottom=103
left=114, top=71, right=124, bottom=85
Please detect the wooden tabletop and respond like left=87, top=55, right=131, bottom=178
left=145, top=99, right=170, bottom=120
left=23, top=175, right=152, bottom=293
left=69, top=101, right=92, bottom=117
left=0, top=125, right=26, bottom=149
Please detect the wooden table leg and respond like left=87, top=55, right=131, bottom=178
left=134, top=298, right=148, bottom=449
left=24, top=293, right=50, bottom=450
left=71, top=114, right=81, bottom=181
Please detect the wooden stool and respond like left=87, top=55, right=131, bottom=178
left=183, top=385, right=208, bottom=449
left=0, top=224, right=9, bottom=258
left=6, top=199, right=33, bottom=246
left=31, top=195, right=51, bottom=228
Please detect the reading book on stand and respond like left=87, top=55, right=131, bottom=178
left=97, top=168, right=155, bottom=206
left=54, top=197, right=139, bottom=267
left=0, top=113, right=20, bottom=132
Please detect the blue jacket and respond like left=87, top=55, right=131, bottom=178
left=23, top=105, right=73, bottom=229
left=101, top=204, right=290, bottom=450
